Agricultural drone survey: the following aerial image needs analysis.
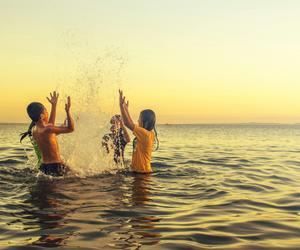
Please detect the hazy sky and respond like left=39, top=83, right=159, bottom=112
left=1, top=0, right=300, bottom=123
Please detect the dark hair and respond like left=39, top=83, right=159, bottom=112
left=20, top=102, right=45, bottom=142
left=134, top=109, right=159, bottom=150
left=110, top=114, right=121, bottom=124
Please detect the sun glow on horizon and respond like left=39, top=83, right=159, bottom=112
left=1, top=0, right=300, bottom=124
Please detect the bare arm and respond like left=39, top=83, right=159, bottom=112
left=45, top=96, right=74, bottom=134
left=46, top=91, right=59, bottom=125
left=119, top=89, right=135, bottom=131
left=120, top=119, right=131, bottom=143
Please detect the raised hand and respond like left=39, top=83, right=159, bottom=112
left=119, top=89, right=129, bottom=110
left=47, top=91, right=59, bottom=106
left=118, top=89, right=134, bottom=131
left=65, top=96, right=71, bottom=113
left=119, top=89, right=124, bottom=106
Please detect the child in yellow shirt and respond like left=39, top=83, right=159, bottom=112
left=119, top=90, right=159, bottom=173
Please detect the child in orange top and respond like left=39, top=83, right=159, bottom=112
left=119, top=90, right=159, bottom=173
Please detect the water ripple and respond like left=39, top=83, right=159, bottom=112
left=2, top=124, right=300, bottom=249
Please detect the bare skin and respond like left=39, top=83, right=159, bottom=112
left=119, top=89, right=136, bottom=131
left=32, top=92, right=74, bottom=164
left=110, top=116, right=131, bottom=143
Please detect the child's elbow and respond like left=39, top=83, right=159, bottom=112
left=69, top=125, right=75, bottom=132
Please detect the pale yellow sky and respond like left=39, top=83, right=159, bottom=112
left=1, top=0, right=300, bottom=123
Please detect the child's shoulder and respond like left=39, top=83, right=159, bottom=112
left=134, top=125, right=154, bottom=138
left=37, top=123, right=54, bottom=134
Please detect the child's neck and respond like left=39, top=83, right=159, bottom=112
left=36, top=120, right=46, bottom=128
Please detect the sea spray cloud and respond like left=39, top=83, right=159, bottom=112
left=56, top=48, right=127, bottom=177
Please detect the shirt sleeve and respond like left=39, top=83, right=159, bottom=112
left=133, top=125, right=149, bottom=143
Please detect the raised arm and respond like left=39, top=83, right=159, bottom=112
left=120, top=119, right=131, bottom=143
left=45, top=96, right=74, bottom=134
left=46, top=91, right=59, bottom=125
left=119, top=90, right=135, bottom=131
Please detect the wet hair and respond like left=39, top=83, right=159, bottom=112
left=20, top=102, right=45, bottom=142
left=110, top=114, right=121, bottom=124
left=134, top=109, right=159, bottom=150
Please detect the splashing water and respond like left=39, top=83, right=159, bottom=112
left=55, top=49, right=127, bottom=177
left=21, top=31, right=127, bottom=177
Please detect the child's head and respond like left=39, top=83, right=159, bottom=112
left=110, top=114, right=122, bottom=133
left=135, top=109, right=159, bottom=150
left=27, top=102, right=47, bottom=123
left=20, top=102, right=47, bottom=142
left=110, top=114, right=121, bottom=125
left=138, top=109, right=156, bottom=131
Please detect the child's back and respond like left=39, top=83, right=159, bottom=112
left=32, top=125, right=61, bottom=164
left=132, top=125, right=155, bottom=173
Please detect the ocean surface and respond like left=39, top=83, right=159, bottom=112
left=1, top=123, right=300, bottom=250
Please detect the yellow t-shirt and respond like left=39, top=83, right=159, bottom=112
left=132, top=125, right=154, bottom=173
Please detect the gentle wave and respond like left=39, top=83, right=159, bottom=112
left=1, top=124, right=300, bottom=249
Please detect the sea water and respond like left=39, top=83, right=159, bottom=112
left=1, top=123, right=300, bottom=249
